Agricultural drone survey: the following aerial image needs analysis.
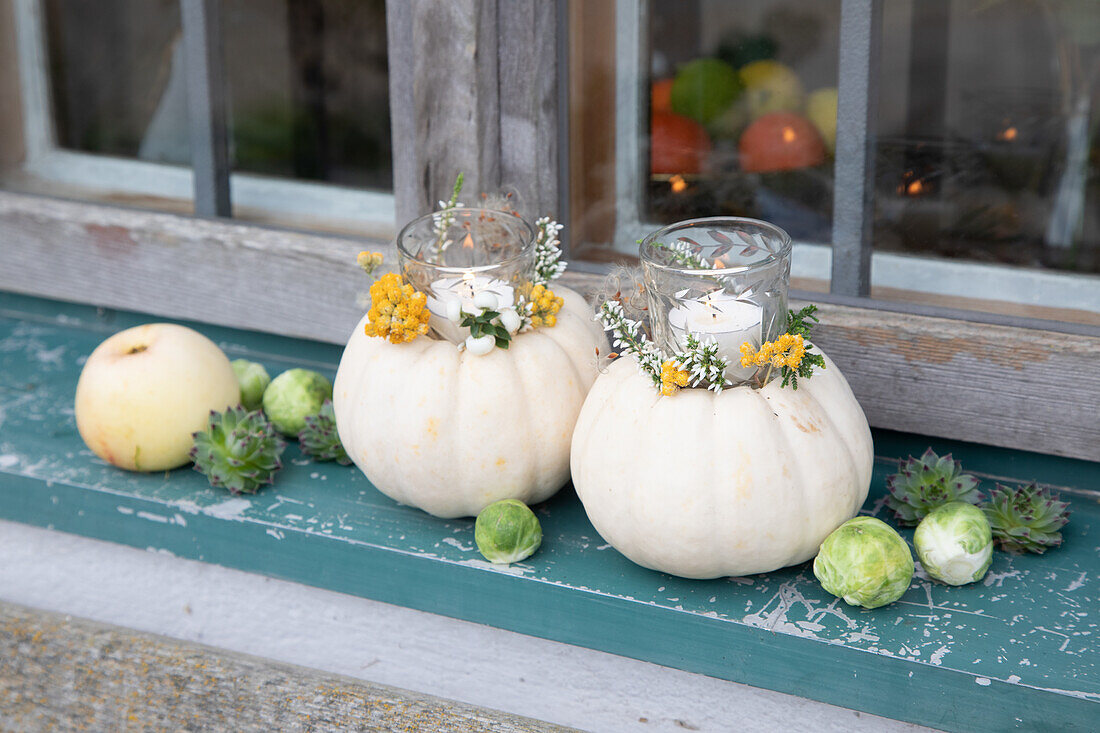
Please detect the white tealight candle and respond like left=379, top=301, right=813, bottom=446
left=426, top=273, right=515, bottom=343
left=668, top=292, right=762, bottom=382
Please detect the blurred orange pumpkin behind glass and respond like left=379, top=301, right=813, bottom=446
left=650, top=111, right=711, bottom=175
left=738, top=111, right=826, bottom=173
left=651, top=78, right=674, bottom=114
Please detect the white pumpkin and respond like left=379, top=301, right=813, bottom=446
left=570, top=348, right=873, bottom=579
left=334, top=286, right=606, bottom=518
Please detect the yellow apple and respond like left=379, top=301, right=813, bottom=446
left=75, top=324, right=240, bottom=471
left=807, top=87, right=839, bottom=154
left=739, top=60, right=804, bottom=120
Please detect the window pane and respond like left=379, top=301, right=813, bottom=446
left=573, top=0, right=1100, bottom=322
left=223, top=0, right=391, bottom=190
left=45, top=0, right=183, bottom=164
left=569, top=0, right=841, bottom=262
left=874, top=0, right=1100, bottom=280
left=1, top=0, right=392, bottom=229
left=645, top=0, right=839, bottom=243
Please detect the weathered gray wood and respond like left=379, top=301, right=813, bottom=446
left=804, top=301, right=1100, bottom=461
left=387, top=0, right=560, bottom=224
left=0, top=601, right=576, bottom=732
left=180, top=0, right=232, bottom=217
left=497, top=1, right=560, bottom=219
left=2, top=190, right=1098, bottom=461
left=0, top=191, right=383, bottom=344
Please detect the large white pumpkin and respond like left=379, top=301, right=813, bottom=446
left=334, top=286, right=605, bottom=518
left=570, top=349, right=873, bottom=579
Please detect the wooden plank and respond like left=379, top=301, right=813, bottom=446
left=806, top=302, right=1100, bottom=461
left=0, top=601, right=575, bottom=732
left=497, top=0, right=560, bottom=219
left=0, top=0, right=24, bottom=167
left=0, top=298, right=1097, bottom=733
left=0, top=191, right=383, bottom=345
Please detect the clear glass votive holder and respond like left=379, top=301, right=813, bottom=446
left=397, top=208, right=536, bottom=343
left=639, top=216, right=792, bottom=385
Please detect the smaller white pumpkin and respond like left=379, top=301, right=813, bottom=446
left=334, top=286, right=605, bottom=518
left=570, top=348, right=873, bottom=579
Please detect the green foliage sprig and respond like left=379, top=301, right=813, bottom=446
left=786, top=304, right=820, bottom=338
left=781, top=305, right=825, bottom=389
left=780, top=347, right=826, bottom=389
left=461, top=308, right=513, bottom=349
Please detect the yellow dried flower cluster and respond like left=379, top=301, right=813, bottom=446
left=364, top=273, right=430, bottom=344
left=660, top=359, right=691, bottom=396
left=528, top=284, right=564, bottom=328
left=357, top=250, right=384, bottom=275
left=740, top=333, right=807, bottom=370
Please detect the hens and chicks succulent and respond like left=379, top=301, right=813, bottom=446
left=191, top=360, right=349, bottom=493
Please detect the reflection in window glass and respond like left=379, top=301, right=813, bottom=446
left=566, top=0, right=841, bottom=259
left=874, top=0, right=1100, bottom=275
left=44, top=0, right=182, bottom=163
left=645, top=1, right=840, bottom=244
left=223, top=0, right=391, bottom=189
left=19, top=0, right=391, bottom=192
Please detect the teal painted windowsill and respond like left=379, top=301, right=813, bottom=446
left=0, top=292, right=1096, bottom=731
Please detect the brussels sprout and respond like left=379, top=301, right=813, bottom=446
left=813, top=516, right=914, bottom=609
left=262, top=368, right=333, bottom=436
left=914, top=501, right=993, bottom=586
left=474, top=499, right=542, bottom=564
left=231, top=359, right=271, bottom=411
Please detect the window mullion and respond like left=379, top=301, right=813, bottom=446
left=180, top=0, right=232, bottom=218
left=831, top=0, right=882, bottom=297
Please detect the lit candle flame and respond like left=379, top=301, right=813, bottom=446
left=462, top=233, right=475, bottom=249
left=669, top=174, right=687, bottom=193
left=998, top=126, right=1018, bottom=141
left=781, top=126, right=797, bottom=143
left=906, top=180, right=925, bottom=196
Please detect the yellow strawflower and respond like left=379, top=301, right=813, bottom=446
left=740, top=333, right=807, bottom=370
left=529, top=284, right=564, bottom=328
left=364, top=272, right=430, bottom=344
left=660, top=359, right=691, bottom=396
left=357, top=250, right=384, bottom=275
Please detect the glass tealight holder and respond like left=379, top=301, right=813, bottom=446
left=639, top=216, right=792, bottom=386
left=397, top=208, right=536, bottom=343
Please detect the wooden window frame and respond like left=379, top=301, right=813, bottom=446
left=0, top=0, right=1098, bottom=462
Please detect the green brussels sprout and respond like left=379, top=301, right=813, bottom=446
left=262, top=368, right=333, bottom=437
left=914, top=501, right=993, bottom=586
left=231, top=359, right=271, bottom=411
left=474, top=499, right=542, bottom=564
left=813, top=516, right=914, bottom=609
